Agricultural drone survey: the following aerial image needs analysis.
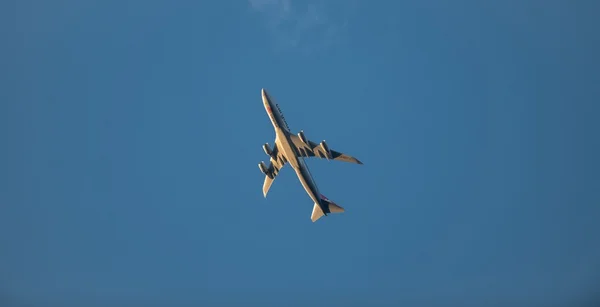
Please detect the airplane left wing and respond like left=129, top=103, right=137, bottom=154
left=289, top=132, right=363, bottom=164
left=261, top=142, right=288, bottom=197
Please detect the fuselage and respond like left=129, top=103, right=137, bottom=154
left=261, top=89, right=324, bottom=209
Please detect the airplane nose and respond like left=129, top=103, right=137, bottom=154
left=261, top=88, right=270, bottom=107
left=262, top=88, right=270, bottom=103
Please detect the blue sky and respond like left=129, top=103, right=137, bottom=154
left=2, top=0, right=599, bottom=306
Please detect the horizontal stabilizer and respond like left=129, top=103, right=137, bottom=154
left=328, top=202, right=344, bottom=213
left=310, top=194, right=345, bottom=222
left=311, top=203, right=325, bottom=222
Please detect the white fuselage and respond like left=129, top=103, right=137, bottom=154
left=262, top=89, right=323, bottom=207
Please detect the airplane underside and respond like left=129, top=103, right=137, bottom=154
left=258, top=88, right=363, bottom=222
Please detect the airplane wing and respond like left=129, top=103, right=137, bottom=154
left=289, top=132, right=363, bottom=164
left=262, top=141, right=288, bottom=197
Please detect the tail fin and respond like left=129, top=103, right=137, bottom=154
left=310, top=194, right=345, bottom=222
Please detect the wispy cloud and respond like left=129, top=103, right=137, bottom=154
left=249, top=0, right=355, bottom=54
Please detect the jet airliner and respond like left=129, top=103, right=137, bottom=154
left=258, top=88, right=363, bottom=222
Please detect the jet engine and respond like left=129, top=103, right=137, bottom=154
left=320, top=140, right=331, bottom=158
left=263, top=143, right=273, bottom=156
left=298, top=130, right=308, bottom=144
left=258, top=161, right=269, bottom=175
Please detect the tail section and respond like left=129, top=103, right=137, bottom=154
left=310, top=194, right=345, bottom=222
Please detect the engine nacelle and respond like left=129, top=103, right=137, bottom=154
left=263, top=143, right=273, bottom=156
left=258, top=161, right=269, bottom=175
left=320, top=140, right=331, bottom=158
left=298, top=130, right=308, bottom=144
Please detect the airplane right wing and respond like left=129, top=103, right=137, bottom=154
left=289, top=132, right=363, bottom=165
left=259, top=141, right=288, bottom=197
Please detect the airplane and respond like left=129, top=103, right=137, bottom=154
left=258, top=88, right=363, bottom=222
